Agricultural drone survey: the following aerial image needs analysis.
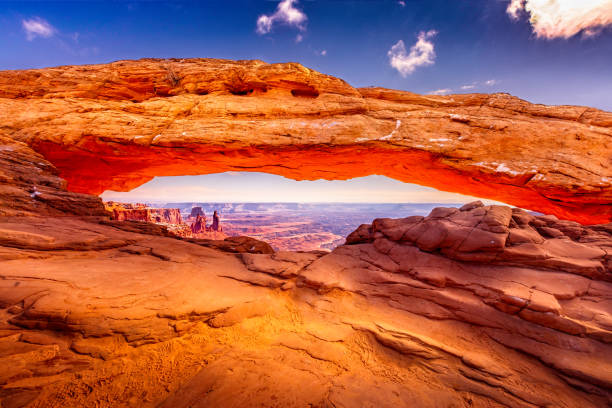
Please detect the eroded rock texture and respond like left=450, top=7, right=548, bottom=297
left=0, top=59, right=611, bottom=407
left=1, top=202, right=611, bottom=407
left=105, top=202, right=183, bottom=224
left=0, top=134, right=106, bottom=218
left=0, top=148, right=610, bottom=407
left=0, top=58, right=611, bottom=224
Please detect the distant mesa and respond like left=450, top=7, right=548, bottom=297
left=105, top=201, right=183, bottom=224
left=190, top=206, right=205, bottom=218
left=105, top=201, right=225, bottom=239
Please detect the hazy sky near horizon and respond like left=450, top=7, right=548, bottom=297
left=3, top=0, right=611, bottom=203
left=100, top=173, right=503, bottom=204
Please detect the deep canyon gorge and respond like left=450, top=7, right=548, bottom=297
left=0, top=58, right=611, bottom=407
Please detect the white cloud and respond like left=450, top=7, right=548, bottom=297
left=457, top=80, right=498, bottom=91
left=22, top=17, right=56, bottom=41
left=388, top=30, right=438, bottom=77
left=256, top=0, right=307, bottom=35
left=506, top=0, right=612, bottom=39
left=295, top=33, right=303, bottom=43
left=506, top=0, right=524, bottom=19
left=428, top=88, right=453, bottom=95
left=398, top=1, right=406, bottom=7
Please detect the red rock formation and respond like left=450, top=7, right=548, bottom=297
left=187, top=235, right=274, bottom=255
left=0, top=59, right=610, bottom=224
left=190, top=214, right=207, bottom=234
left=105, top=201, right=183, bottom=224
left=299, top=202, right=612, bottom=400
left=0, top=134, right=106, bottom=217
left=210, top=210, right=221, bottom=232
left=0, top=58, right=611, bottom=407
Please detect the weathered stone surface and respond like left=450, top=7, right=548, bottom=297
left=186, top=235, right=275, bottom=254
left=0, top=202, right=610, bottom=407
left=0, top=134, right=106, bottom=217
left=0, top=58, right=611, bottom=408
left=0, top=58, right=610, bottom=224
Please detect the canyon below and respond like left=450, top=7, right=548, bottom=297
left=108, top=202, right=455, bottom=252
left=0, top=58, right=611, bottom=408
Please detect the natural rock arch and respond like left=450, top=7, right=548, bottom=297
left=1, top=58, right=610, bottom=224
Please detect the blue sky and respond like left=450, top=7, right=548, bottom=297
left=3, top=0, right=611, bottom=203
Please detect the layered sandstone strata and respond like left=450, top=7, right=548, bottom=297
left=0, top=202, right=610, bottom=407
left=0, top=58, right=611, bottom=407
left=0, top=58, right=610, bottom=224
left=105, top=201, right=183, bottom=224
left=0, top=134, right=106, bottom=218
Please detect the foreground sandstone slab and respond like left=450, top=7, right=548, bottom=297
left=0, top=58, right=611, bottom=223
left=0, top=201, right=610, bottom=407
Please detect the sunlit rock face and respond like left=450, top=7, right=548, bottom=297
left=0, top=58, right=611, bottom=407
left=0, top=134, right=106, bottom=217
left=190, top=214, right=207, bottom=234
left=0, top=58, right=610, bottom=224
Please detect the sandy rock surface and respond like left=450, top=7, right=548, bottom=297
left=0, top=203, right=610, bottom=407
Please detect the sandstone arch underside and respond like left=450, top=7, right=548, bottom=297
left=1, top=58, right=610, bottom=224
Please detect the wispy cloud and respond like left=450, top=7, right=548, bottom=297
left=433, top=78, right=501, bottom=95
left=398, top=1, right=406, bottom=7
left=256, top=0, right=307, bottom=35
left=506, top=0, right=612, bottom=39
left=22, top=17, right=56, bottom=41
left=21, top=16, right=98, bottom=57
left=388, top=30, right=438, bottom=77
left=428, top=88, right=453, bottom=95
